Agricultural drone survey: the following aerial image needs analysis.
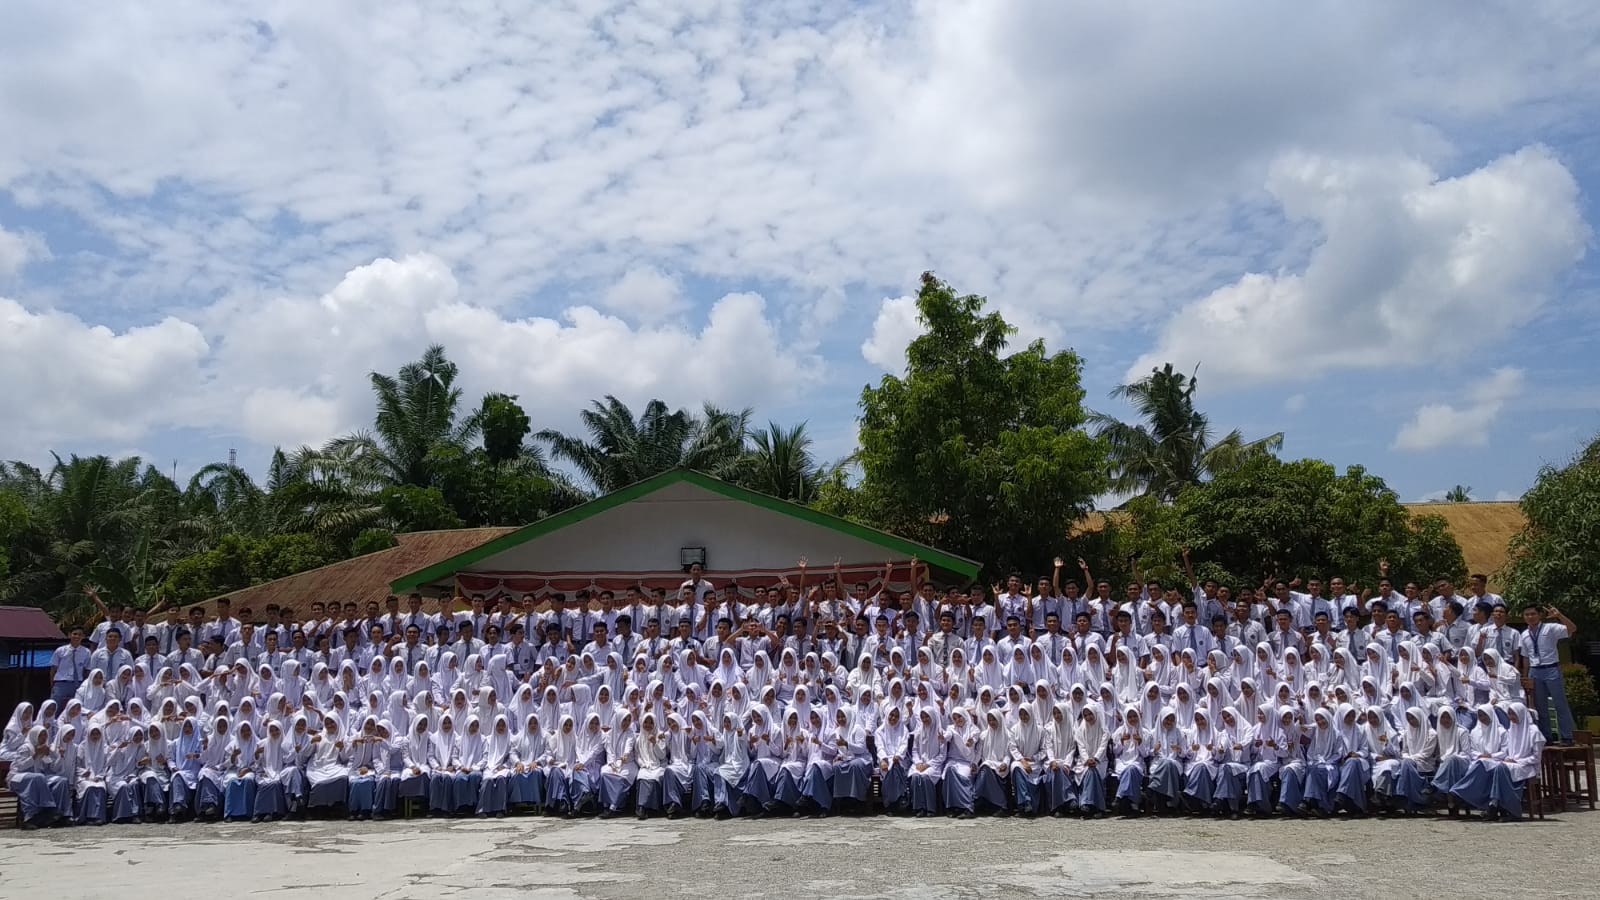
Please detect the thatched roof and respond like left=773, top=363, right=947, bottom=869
left=1066, top=502, right=1526, bottom=585
left=1405, top=501, right=1525, bottom=581
left=208, top=527, right=515, bottom=619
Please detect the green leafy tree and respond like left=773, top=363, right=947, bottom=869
left=539, top=397, right=751, bottom=493
left=1503, top=433, right=1600, bottom=620
left=377, top=485, right=465, bottom=532
left=849, top=272, right=1107, bottom=576
left=479, top=393, right=532, bottom=465
left=1171, top=456, right=1464, bottom=590
left=1445, top=484, right=1473, bottom=502
left=728, top=421, right=830, bottom=503
left=351, top=529, right=400, bottom=556
left=326, top=344, right=475, bottom=488
left=1091, top=363, right=1283, bottom=501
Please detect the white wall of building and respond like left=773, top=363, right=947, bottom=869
left=463, top=480, right=899, bottom=574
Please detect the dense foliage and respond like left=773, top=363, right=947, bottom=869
left=1503, top=433, right=1600, bottom=622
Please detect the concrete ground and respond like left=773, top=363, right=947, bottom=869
left=2, top=810, right=1596, bottom=899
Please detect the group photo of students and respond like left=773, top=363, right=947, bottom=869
left=3, top=556, right=1579, bottom=830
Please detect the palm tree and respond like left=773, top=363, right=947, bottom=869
left=1090, top=363, right=1284, bottom=501
left=325, top=344, right=477, bottom=489
left=539, top=396, right=752, bottom=493
left=731, top=421, right=827, bottom=503
left=1444, top=484, right=1472, bottom=502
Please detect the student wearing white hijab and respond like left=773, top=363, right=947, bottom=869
left=873, top=705, right=912, bottom=813
left=221, top=719, right=262, bottom=822
left=1073, top=705, right=1111, bottom=817
left=1388, top=707, right=1436, bottom=815
left=740, top=705, right=779, bottom=814
left=253, top=718, right=300, bottom=822
left=305, top=715, right=352, bottom=812
left=1181, top=708, right=1224, bottom=814
left=1146, top=707, right=1187, bottom=813
left=939, top=707, right=978, bottom=818
left=1042, top=702, right=1077, bottom=816
left=1448, top=701, right=1543, bottom=821
left=1008, top=703, right=1049, bottom=816
left=973, top=708, right=1012, bottom=814
left=633, top=712, right=668, bottom=817
left=538, top=713, right=577, bottom=814
left=1287, top=708, right=1342, bottom=816
left=1429, top=707, right=1472, bottom=803
left=347, top=715, right=388, bottom=819
left=1247, top=707, right=1297, bottom=815
left=169, top=716, right=204, bottom=820
left=711, top=711, right=749, bottom=819
left=196, top=715, right=232, bottom=819
left=7, top=726, right=68, bottom=828
left=907, top=706, right=946, bottom=817
left=76, top=723, right=113, bottom=824
left=1110, top=706, right=1152, bottom=815
left=1332, top=703, right=1372, bottom=814
left=597, top=710, right=637, bottom=817
left=799, top=709, right=836, bottom=816
left=512, top=713, right=549, bottom=812
left=450, top=716, right=488, bottom=813
left=477, top=714, right=516, bottom=817
left=138, top=722, right=172, bottom=822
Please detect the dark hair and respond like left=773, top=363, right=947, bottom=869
left=616, top=614, right=632, bottom=628
left=1447, top=601, right=1465, bottom=617
left=1521, top=603, right=1542, bottom=614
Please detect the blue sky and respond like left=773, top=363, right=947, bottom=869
left=1, top=1, right=1597, bottom=502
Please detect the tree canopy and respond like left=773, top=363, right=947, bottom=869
left=1503, top=433, right=1600, bottom=622
left=829, top=272, right=1107, bottom=576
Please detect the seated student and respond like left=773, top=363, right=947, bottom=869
left=306, top=715, right=352, bottom=814
left=222, top=720, right=261, bottom=822
left=1449, top=702, right=1544, bottom=821
left=510, top=713, right=549, bottom=813
left=1284, top=708, right=1341, bottom=817
left=253, top=717, right=301, bottom=822
left=1248, top=707, right=1297, bottom=816
left=798, top=709, right=835, bottom=817
left=874, top=705, right=912, bottom=814
left=937, top=707, right=978, bottom=818
left=1146, top=708, right=1188, bottom=813
left=907, top=707, right=946, bottom=818
left=1430, top=707, right=1473, bottom=808
left=8, top=726, right=71, bottom=829
left=598, top=710, right=637, bottom=817
left=1385, top=707, right=1436, bottom=815
left=1008, top=704, right=1048, bottom=816
left=346, top=715, right=387, bottom=820
left=1042, top=703, right=1078, bottom=816
left=634, top=712, right=668, bottom=817
left=972, top=708, right=1012, bottom=815
left=1110, top=706, right=1152, bottom=815
left=1073, top=705, right=1111, bottom=818
left=477, top=715, right=515, bottom=818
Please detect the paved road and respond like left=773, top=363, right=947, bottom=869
left=2, top=810, right=1595, bottom=899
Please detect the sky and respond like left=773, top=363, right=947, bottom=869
left=2, top=1, right=1598, bottom=503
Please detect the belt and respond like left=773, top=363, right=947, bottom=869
left=1530, top=663, right=1559, bottom=670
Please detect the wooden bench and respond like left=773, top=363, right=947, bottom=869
left=0, top=760, right=18, bottom=829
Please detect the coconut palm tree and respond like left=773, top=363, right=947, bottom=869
left=1444, top=484, right=1472, bottom=502
left=1090, top=363, right=1284, bottom=501
left=730, top=421, right=827, bottom=503
left=538, top=396, right=751, bottom=493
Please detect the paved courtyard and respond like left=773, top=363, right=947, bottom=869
left=2, top=810, right=1596, bottom=899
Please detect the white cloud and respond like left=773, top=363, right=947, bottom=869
left=0, top=254, right=818, bottom=458
left=1284, top=393, right=1307, bottom=413
left=1130, top=147, right=1588, bottom=388
left=1393, top=367, right=1525, bottom=452
left=1493, top=490, right=1521, bottom=502
left=860, top=295, right=921, bottom=374
left=0, top=298, right=209, bottom=452
left=0, top=225, right=47, bottom=276
left=597, top=266, right=686, bottom=322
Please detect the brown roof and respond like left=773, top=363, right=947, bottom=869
left=1067, top=502, right=1526, bottom=587
left=0, top=605, right=67, bottom=642
left=209, top=528, right=515, bottom=620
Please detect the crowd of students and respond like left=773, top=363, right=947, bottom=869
left=2, top=557, right=1578, bottom=830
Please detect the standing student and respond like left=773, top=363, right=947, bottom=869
left=49, top=628, right=93, bottom=706
left=1519, top=604, right=1578, bottom=745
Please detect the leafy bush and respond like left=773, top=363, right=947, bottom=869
left=1563, top=663, right=1599, bottom=718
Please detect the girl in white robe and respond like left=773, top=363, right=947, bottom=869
left=7, top=726, right=70, bottom=828
left=1110, top=705, right=1152, bottom=815
left=741, top=706, right=779, bottom=812
left=772, top=708, right=811, bottom=813
left=138, top=723, right=172, bottom=821
left=195, top=715, right=231, bottom=819
left=1284, top=708, right=1341, bottom=816
left=1247, top=707, right=1296, bottom=815
left=798, top=709, right=834, bottom=816
left=1449, top=701, right=1543, bottom=820
left=1430, top=706, right=1472, bottom=801
left=974, top=709, right=1012, bottom=813
left=662, top=712, right=694, bottom=816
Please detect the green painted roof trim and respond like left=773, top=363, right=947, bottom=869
left=389, top=468, right=979, bottom=591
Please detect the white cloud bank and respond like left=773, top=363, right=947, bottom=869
left=0, top=255, right=818, bottom=457
left=1394, top=367, right=1526, bottom=452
